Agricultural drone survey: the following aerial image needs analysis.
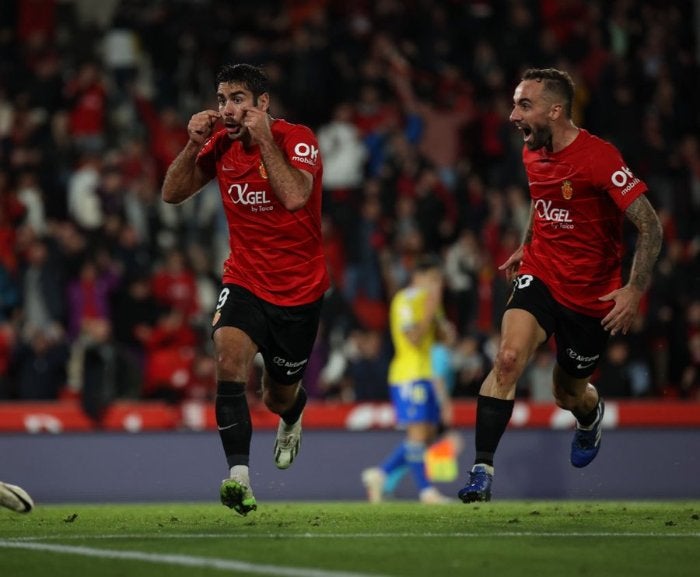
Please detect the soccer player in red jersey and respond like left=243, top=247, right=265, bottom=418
left=459, top=68, right=663, bottom=502
left=162, top=64, right=329, bottom=515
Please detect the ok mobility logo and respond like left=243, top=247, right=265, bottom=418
left=292, top=142, right=318, bottom=165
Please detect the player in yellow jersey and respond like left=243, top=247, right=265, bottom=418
left=361, top=255, right=454, bottom=503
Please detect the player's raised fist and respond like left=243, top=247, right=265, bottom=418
left=188, top=110, right=221, bottom=144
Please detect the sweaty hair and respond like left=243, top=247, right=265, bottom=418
left=521, top=68, right=574, bottom=118
left=216, top=63, right=269, bottom=99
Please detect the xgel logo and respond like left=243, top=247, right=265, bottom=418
left=227, top=183, right=270, bottom=206
left=534, top=199, right=573, bottom=223
left=292, top=142, right=318, bottom=165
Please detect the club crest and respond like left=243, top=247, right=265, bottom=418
left=561, top=180, right=573, bottom=200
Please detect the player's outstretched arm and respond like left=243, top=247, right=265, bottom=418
left=162, top=110, right=219, bottom=204
left=498, top=203, right=533, bottom=283
left=624, top=195, right=664, bottom=294
left=599, top=195, right=663, bottom=335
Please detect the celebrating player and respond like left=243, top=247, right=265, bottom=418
left=162, top=64, right=329, bottom=515
left=362, top=255, right=454, bottom=504
left=458, top=68, right=663, bottom=502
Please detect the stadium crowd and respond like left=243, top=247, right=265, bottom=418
left=0, top=0, right=699, bottom=420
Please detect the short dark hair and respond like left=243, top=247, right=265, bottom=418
left=414, top=253, right=443, bottom=274
left=521, top=68, right=574, bottom=118
left=215, top=63, right=269, bottom=99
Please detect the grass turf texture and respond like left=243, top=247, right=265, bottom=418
left=1, top=501, right=698, bottom=577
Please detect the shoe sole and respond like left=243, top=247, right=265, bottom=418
left=220, top=480, right=257, bottom=516
left=458, top=490, right=491, bottom=503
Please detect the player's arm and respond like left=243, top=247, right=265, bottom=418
left=242, top=106, right=313, bottom=211
left=498, top=202, right=534, bottom=282
left=624, top=195, right=664, bottom=293
left=161, top=110, right=219, bottom=204
left=599, top=195, right=663, bottom=335
left=259, top=139, right=313, bottom=211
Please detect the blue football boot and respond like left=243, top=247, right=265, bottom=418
left=458, top=464, right=493, bottom=503
left=571, top=399, right=605, bottom=468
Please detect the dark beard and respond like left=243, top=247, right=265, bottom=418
left=526, top=125, right=554, bottom=152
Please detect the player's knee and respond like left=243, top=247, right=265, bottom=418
left=496, top=346, right=521, bottom=381
left=215, top=349, right=249, bottom=382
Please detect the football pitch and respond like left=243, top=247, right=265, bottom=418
left=1, top=501, right=698, bottom=577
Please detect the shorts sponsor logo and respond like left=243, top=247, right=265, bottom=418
left=566, top=348, right=599, bottom=370
left=273, top=356, right=308, bottom=375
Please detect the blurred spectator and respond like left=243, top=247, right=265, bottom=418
left=12, top=326, right=69, bottom=400
left=520, top=347, right=557, bottom=402
left=63, top=61, right=107, bottom=153
left=0, top=169, right=27, bottom=274
left=386, top=44, right=474, bottom=191
left=0, top=262, right=20, bottom=322
left=150, top=247, right=199, bottom=321
left=15, top=170, right=46, bottom=236
left=185, top=242, right=220, bottom=331
left=345, top=328, right=391, bottom=401
left=110, top=270, right=161, bottom=371
left=0, top=322, right=17, bottom=398
left=342, top=187, right=386, bottom=303
left=131, top=89, right=189, bottom=183
left=66, top=254, right=120, bottom=340
left=141, top=307, right=199, bottom=402
left=66, top=152, right=102, bottom=232
left=452, top=334, right=489, bottom=398
left=317, top=101, right=367, bottom=218
left=67, top=317, right=141, bottom=423
left=444, top=230, right=481, bottom=336
left=0, top=0, right=697, bottom=406
left=18, top=236, right=66, bottom=339
left=594, top=338, right=634, bottom=398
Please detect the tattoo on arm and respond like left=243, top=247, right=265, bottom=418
left=625, top=195, right=663, bottom=292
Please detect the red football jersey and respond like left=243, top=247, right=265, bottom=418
left=519, top=129, right=647, bottom=316
left=197, top=119, right=329, bottom=306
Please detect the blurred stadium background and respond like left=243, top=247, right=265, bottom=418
left=1, top=0, right=699, bottom=502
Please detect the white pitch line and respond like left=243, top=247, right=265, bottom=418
left=0, top=540, right=391, bottom=577
left=4, top=531, right=700, bottom=541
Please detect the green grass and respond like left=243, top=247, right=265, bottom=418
left=1, top=501, right=699, bottom=577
